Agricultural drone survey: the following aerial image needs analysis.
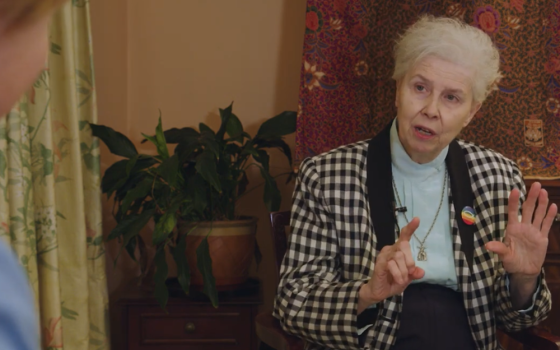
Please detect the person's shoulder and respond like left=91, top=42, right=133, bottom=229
left=297, top=140, right=369, bottom=178
left=457, top=139, right=521, bottom=175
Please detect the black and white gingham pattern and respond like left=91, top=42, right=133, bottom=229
left=273, top=139, right=551, bottom=350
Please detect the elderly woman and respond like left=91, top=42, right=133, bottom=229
left=0, top=0, right=66, bottom=349
left=274, top=16, right=554, bottom=350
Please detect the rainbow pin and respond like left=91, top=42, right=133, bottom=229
left=461, top=206, right=476, bottom=225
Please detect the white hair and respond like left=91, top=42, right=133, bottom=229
left=392, top=15, right=502, bottom=103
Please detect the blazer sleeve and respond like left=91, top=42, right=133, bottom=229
left=494, top=165, right=552, bottom=332
left=272, top=157, right=368, bottom=349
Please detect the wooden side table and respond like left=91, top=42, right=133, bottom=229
left=119, top=278, right=262, bottom=350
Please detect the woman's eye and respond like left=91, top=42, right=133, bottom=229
left=415, top=85, right=425, bottom=92
left=445, top=94, right=457, bottom=101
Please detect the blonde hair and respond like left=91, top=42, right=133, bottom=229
left=393, top=15, right=502, bottom=103
left=0, top=0, right=65, bottom=31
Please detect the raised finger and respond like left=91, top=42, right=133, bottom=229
left=387, top=260, right=404, bottom=285
left=508, top=188, right=521, bottom=225
left=397, top=240, right=416, bottom=273
left=374, top=246, right=392, bottom=272
left=532, top=189, right=549, bottom=230
left=541, top=203, right=558, bottom=237
left=394, top=251, right=409, bottom=283
left=521, top=182, right=541, bottom=224
left=399, top=217, right=420, bottom=242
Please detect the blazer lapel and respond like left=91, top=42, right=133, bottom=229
left=445, top=140, right=475, bottom=271
left=366, top=122, right=396, bottom=252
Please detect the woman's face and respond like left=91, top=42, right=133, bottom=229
left=395, top=55, right=482, bottom=164
left=0, top=15, right=50, bottom=116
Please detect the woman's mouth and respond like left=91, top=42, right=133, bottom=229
left=414, top=126, right=436, bottom=139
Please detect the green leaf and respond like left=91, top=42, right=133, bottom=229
left=172, top=232, right=191, bottom=295
left=241, top=144, right=259, bottom=158
left=160, top=127, right=200, bottom=144
left=107, top=209, right=154, bottom=242
left=175, top=141, right=199, bottom=163
left=61, top=305, right=79, bottom=320
left=92, top=236, right=104, bottom=246
left=225, top=143, right=242, bottom=156
left=133, top=156, right=158, bottom=171
left=101, top=160, right=127, bottom=195
left=56, top=211, right=66, bottom=220
left=195, top=151, right=221, bottom=192
left=0, top=150, right=6, bottom=179
left=200, top=136, right=220, bottom=158
left=50, top=42, right=62, bottom=55
left=259, top=166, right=281, bottom=212
left=120, top=177, right=153, bottom=213
left=90, top=123, right=138, bottom=158
left=77, top=87, right=91, bottom=95
left=154, top=246, right=169, bottom=310
left=76, top=69, right=92, bottom=86
left=80, top=142, right=90, bottom=153
left=124, top=236, right=137, bottom=261
left=79, top=120, right=89, bottom=131
left=141, top=130, right=168, bottom=160
left=113, top=210, right=155, bottom=264
left=256, top=111, right=297, bottom=138
left=155, top=115, right=169, bottom=159
left=254, top=150, right=270, bottom=173
left=103, top=156, right=156, bottom=198
left=55, top=176, right=71, bottom=183
left=187, top=174, right=208, bottom=214
left=83, top=154, right=100, bottom=172
left=157, top=154, right=179, bottom=188
left=216, top=103, right=233, bottom=140
left=196, top=237, right=218, bottom=307
left=225, top=113, right=244, bottom=141
left=125, top=155, right=138, bottom=177
left=253, top=138, right=293, bottom=166
left=90, top=323, right=103, bottom=334
left=152, top=211, right=177, bottom=245
left=199, top=123, right=215, bottom=136
left=40, top=144, right=54, bottom=176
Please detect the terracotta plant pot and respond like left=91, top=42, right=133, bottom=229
left=181, top=217, right=257, bottom=287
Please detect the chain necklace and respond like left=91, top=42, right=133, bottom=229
left=391, top=168, right=447, bottom=261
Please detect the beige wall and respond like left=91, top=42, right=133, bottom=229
left=91, top=0, right=306, bottom=347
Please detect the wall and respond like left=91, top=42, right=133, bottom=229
left=90, top=1, right=306, bottom=347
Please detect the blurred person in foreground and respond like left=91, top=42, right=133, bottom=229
left=0, top=0, right=66, bottom=348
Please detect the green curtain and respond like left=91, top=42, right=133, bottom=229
left=0, top=2, right=109, bottom=349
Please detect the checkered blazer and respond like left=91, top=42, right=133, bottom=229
left=273, top=136, right=551, bottom=350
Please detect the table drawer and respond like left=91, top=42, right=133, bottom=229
left=128, top=305, right=252, bottom=349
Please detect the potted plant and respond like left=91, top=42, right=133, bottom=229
left=91, top=103, right=296, bottom=309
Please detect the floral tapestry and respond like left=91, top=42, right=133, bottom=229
left=296, top=0, right=560, bottom=179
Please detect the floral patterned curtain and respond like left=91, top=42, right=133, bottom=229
left=0, top=2, right=109, bottom=349
left=296, top=0, right=560, bottom=179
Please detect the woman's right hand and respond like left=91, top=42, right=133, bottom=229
left=358, top=218, right=425, bottom=313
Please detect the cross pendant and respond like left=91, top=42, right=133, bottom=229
left=417, top=246, right=427, bottom=261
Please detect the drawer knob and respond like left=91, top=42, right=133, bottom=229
left=185, top=322, right=196, bottom=333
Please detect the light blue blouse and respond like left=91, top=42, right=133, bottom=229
left=390, top=119, right=458, bottom=290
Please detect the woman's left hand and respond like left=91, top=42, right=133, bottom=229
left=486, top=182, right=557, bottom=277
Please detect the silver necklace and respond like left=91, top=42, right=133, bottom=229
left=392, top=168, right=447, bottom=261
